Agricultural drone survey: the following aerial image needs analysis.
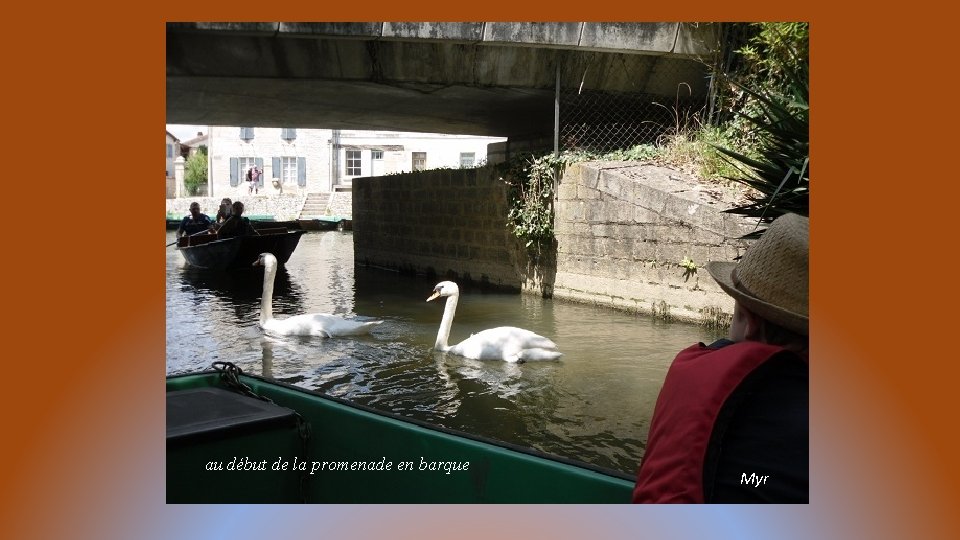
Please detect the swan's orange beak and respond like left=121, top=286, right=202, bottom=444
left=427, top=291, right=440, bottom=302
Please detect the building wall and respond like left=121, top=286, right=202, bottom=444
left=335, top=130, right=506, bottom=186
left=552, top=162, right=755, bottom=322
left=166, top=194, right=308, bottom=221
left=353, top=167, right=524, bottom=289
left=165, top=132, right=179, bottom=178
left=207, top=126, right=333, bottom=199
left=184, top=136, right=208, bottom=157
left=203, top=127, right=506, bottom=199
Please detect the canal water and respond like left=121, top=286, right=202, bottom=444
left=166, top=230, right=726, bottom=475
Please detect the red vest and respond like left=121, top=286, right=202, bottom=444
left=632, top=341, right=791, bottom=503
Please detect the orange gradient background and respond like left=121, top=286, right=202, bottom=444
left=3, top=4, right=958, bottom=540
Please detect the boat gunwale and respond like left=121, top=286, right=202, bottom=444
left=175, top=229, right=306, bottom=270
left=167, top=369, right=636, bottom=483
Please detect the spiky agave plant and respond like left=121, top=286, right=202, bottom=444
left=716, top=59, right=809, bottom=238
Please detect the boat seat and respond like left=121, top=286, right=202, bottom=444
left=167, top=387, right=298, bottom=445
left=166, top=387, right=304, bottom=503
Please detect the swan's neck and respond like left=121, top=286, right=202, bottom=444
left=435, top=294, right=458, bottom=351
left=260, top=263, right=276, bottom=325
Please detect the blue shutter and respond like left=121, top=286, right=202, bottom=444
left=255, top=158, right=264, bottom=187
left=272, top=157, right=280, bottom=181
left=297, top=157, right=306, bottom=187
left=229, top=158, right=239, bottom=187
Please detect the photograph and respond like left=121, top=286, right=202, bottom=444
left=165, top=22, right=809, bottom=504
left=8, top=8, right=960, bottom=540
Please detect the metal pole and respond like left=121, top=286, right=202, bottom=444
left=554, top=63, right=560, bottom=156
left=553, top=62, right=561, bottom=201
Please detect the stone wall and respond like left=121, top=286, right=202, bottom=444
left=352, top=161, right=757, bottom=324
left=165, top=194, right=307, bottom=221
left=553, top=162, right=754, bottom=322
left=327, top=191, right=353, bottom=218
left=353, top=168, right=526, bottom=290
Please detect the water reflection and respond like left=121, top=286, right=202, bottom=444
left=178, top=265, right=301, bottom=316
left=166, top=229, right=726, bottom=474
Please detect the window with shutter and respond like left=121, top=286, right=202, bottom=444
left=229, top=157, right=239, bottom=186
left=280, top=156, right=298, bottom=185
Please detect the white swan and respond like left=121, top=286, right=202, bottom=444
left=427, top=281, right=562, bottom=362
left=253, top=253, right=382, bottom=337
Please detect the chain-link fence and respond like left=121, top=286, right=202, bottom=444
left=557, top=23, right=754, bottom=154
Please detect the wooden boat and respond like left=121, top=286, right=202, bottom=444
left=176, top=229, right=306, bottom=270
left=250, top=219, right=302, bottom=231
left=297, top=216, right=348, bottom=231
left=167, top=364, right=635, bottom=503
left=246, top=214, right=301, bottom=231
left=169, top=215, right=302, bottom=232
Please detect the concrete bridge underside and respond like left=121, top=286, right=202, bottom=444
left=167, top=22, right=719, bottom=138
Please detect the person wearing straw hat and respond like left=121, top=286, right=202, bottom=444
left=633, top=213, right=809, bottom=503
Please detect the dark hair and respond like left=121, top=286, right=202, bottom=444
left=758, top=318, right=808, bottom=355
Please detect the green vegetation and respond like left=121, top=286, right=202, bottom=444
left=715, top=60, right=808, bottom=233
left=699, top=305, right=732, bottom=330
left=183, top=147, right=208, bottom=196
left=651, top=300, right=673, bottom=322
left=679, top=256, right=698, bottom=280
left=501, top=145, right=657, bottom=251
left=502, top=153, right=559, bottom=251
left=714, top=24, right=809, bottom=233
left=501, top=22, right=809, bottom=246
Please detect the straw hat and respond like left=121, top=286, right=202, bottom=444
left=706, top=213, right=809, bottom=336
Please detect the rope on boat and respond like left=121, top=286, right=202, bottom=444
left=211, top=361, right=313, bottom=503
left=212, top=361, right=271, bottom=403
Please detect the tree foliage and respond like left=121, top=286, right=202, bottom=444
left=183, top=148, right=208, bottom=196
left=501, top=145, right=658, bottom=251
left=713, top=23, right=809, bottom=236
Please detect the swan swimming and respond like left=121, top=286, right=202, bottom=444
left=427, top=281, right=562, bottom=362
left=253, top=252, right=382, bottom=337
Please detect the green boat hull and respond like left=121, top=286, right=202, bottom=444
left=166, top=370, right=635, bottom=503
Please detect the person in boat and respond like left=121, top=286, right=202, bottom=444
left=215, top=200, right=257, bottom=238
left=176, top=202, right=213, bottom=239
left=633, top=213, right=809, bottom=503
left=214, top=198, right=233, bottom=225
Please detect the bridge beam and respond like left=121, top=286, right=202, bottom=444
left=167, top=22, right=718, bottom=138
